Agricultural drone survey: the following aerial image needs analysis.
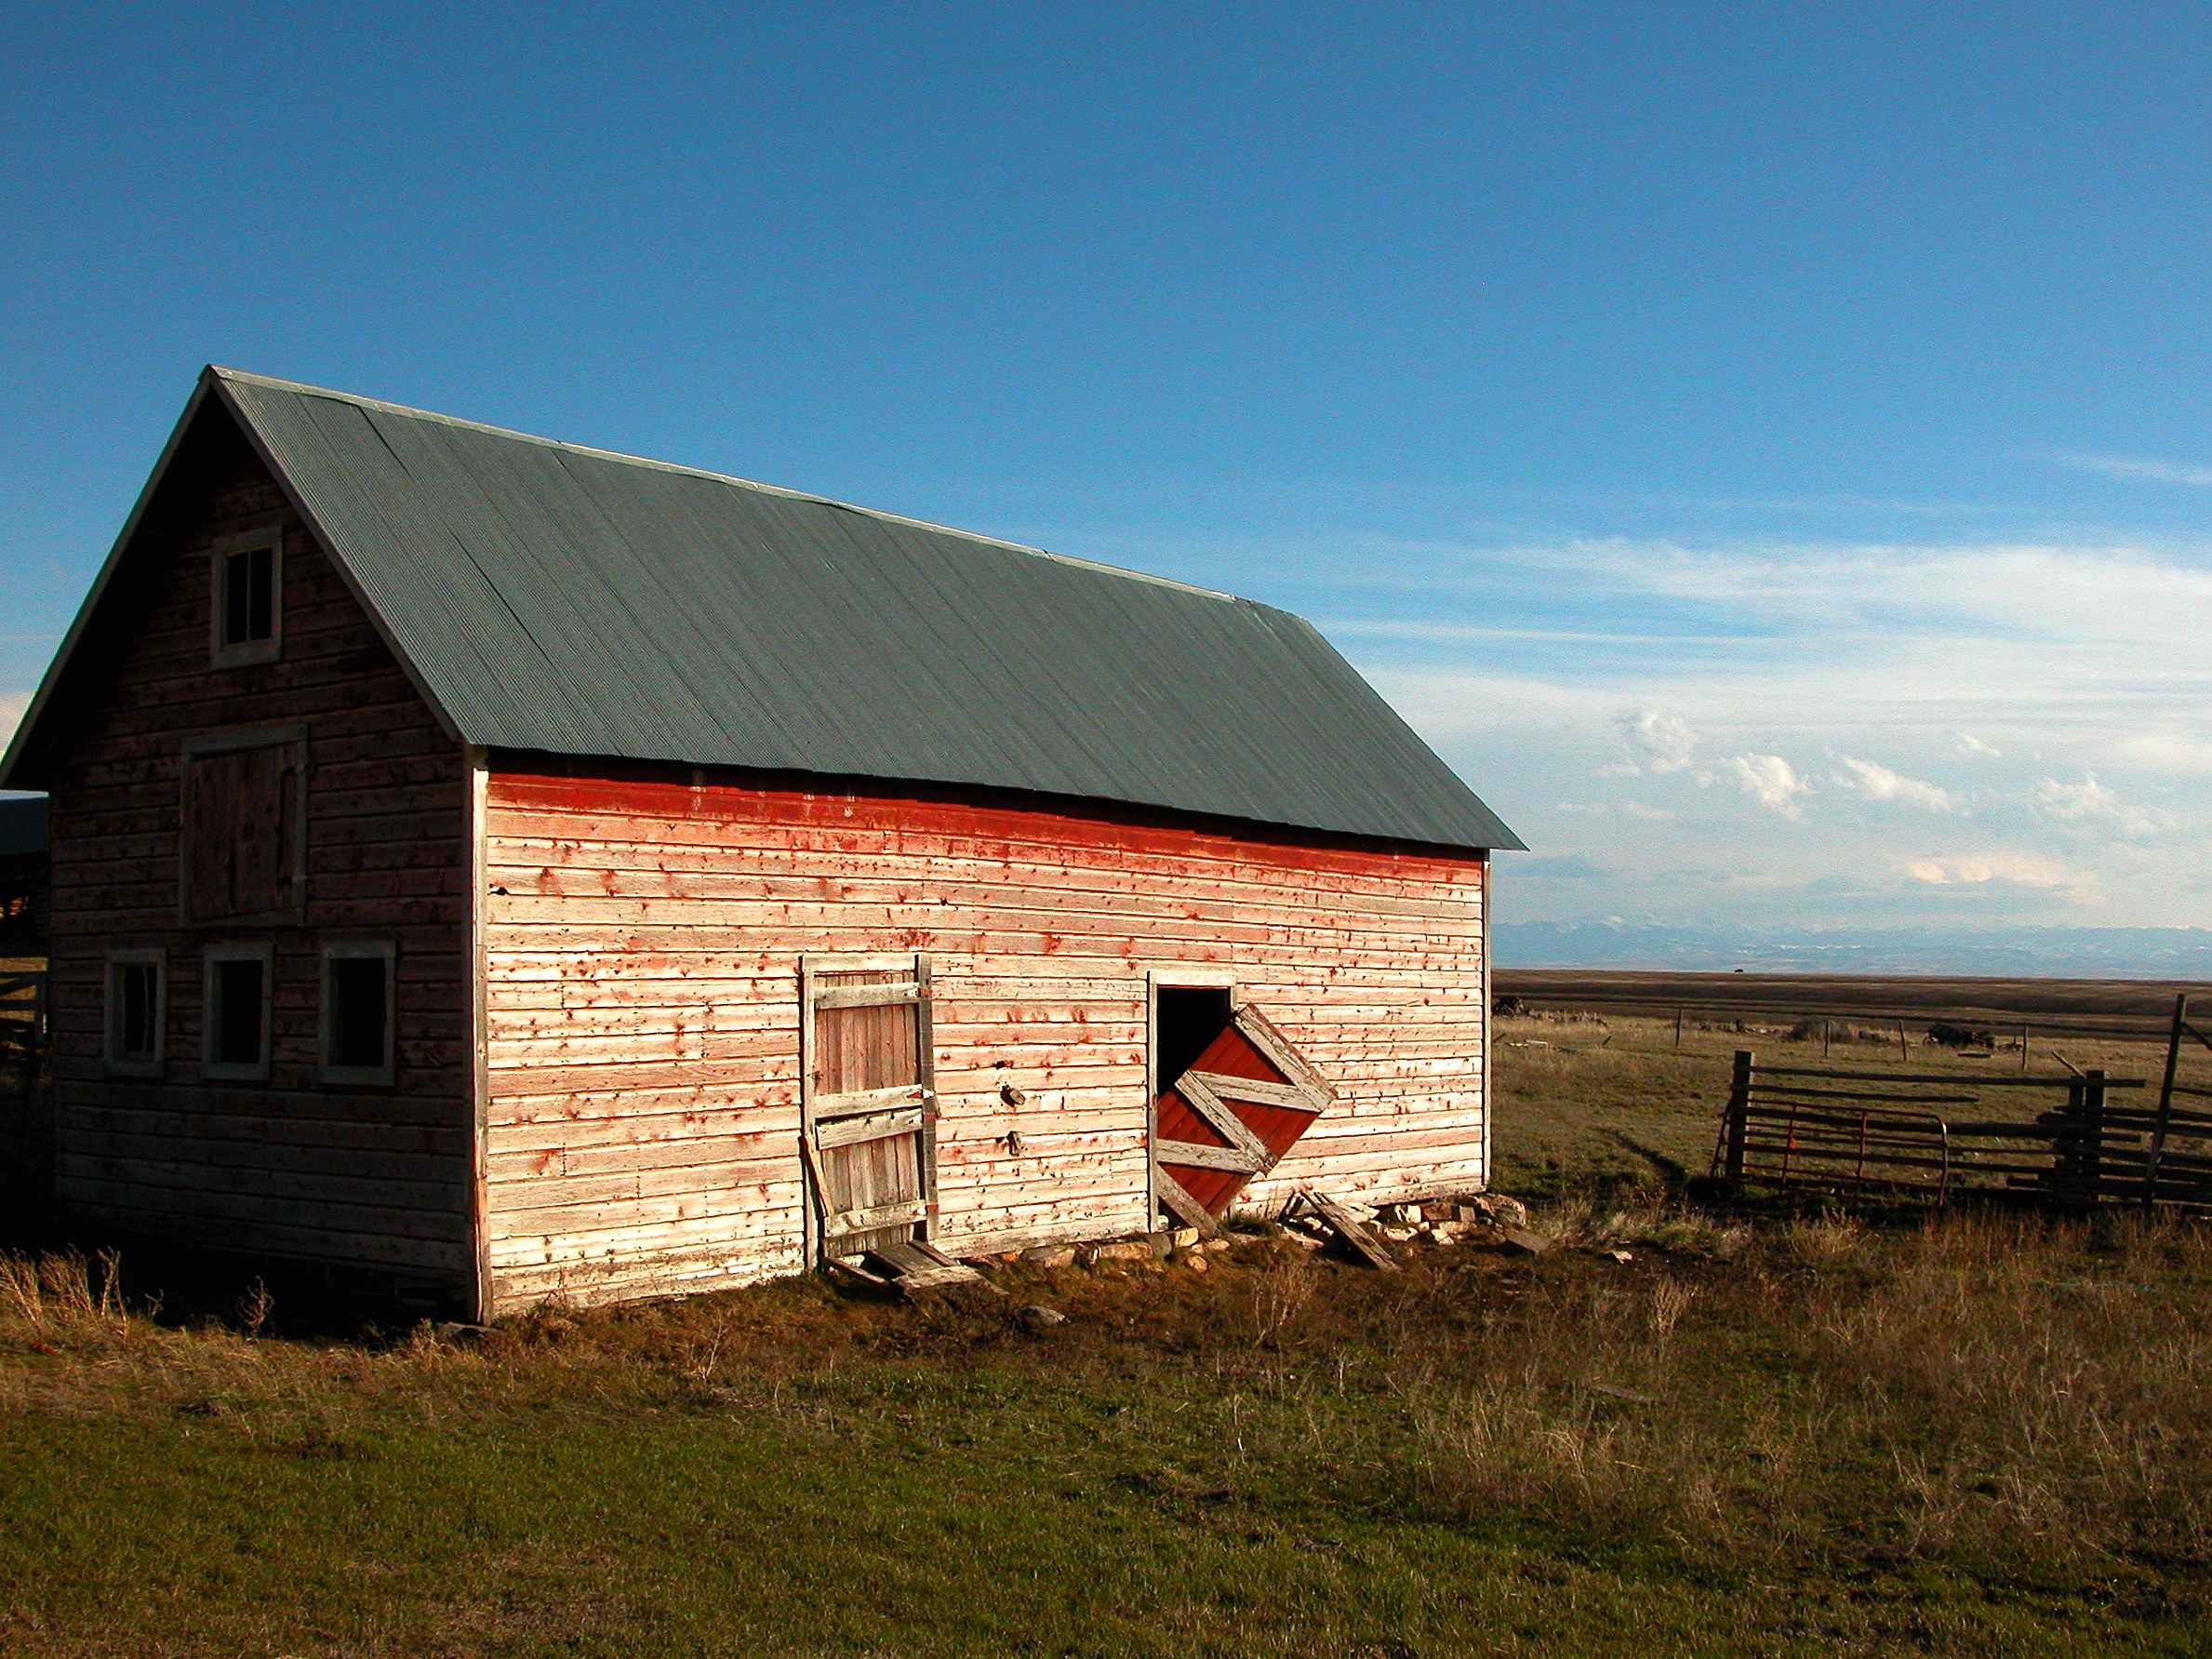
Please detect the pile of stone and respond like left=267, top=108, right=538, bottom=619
left=1277, top=1192, right=1549, bottom=1259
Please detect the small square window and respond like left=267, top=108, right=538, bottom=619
left=321, top=943, right=395, bottom=1084
left=210, top=530, right=282, bottom=664
left=104, top=951, right=166, bottom=1077
left=204, top=944, right=273, bottom=1081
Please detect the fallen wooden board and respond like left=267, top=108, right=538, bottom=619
left=866, top=1238, right=988, bottom=1291
left=1296, top=1188, right=1398, bottom=1271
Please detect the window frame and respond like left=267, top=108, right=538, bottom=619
left=208, top=527, right=284, bottom=666
left=319, top=939, right=397, bottom=1087
left=202, top=941, right=275, bottom=1083
left=102, top=947, right=167, bottom=1077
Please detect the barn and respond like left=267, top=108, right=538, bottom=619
left=0, top=368, right=1522, bottom=1318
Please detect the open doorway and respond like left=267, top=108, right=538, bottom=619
left=1153, top=983, right=1233, bottom=1090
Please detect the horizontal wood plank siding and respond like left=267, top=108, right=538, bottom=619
left=40, top=414, right=473, bottom=1284
left=483, top=769, right=1487, bottom=1307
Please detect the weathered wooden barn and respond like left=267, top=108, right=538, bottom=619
left=1, top=368, right=1521, bottom=1317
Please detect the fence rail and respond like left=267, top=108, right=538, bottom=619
left=1713, top=993, right=2212, bottom=1211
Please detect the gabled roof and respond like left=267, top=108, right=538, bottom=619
left=5, top=368, right=1522, bottom=852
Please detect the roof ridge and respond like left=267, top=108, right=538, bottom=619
left=208, top=367, right=1241, bottom=604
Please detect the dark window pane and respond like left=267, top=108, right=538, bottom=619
left=221, top=545, right=273, bottom=645
left=213, top=958, right=265, bottom=1065
left=327, top=957, right=389, bottom=1070
left=112, top=964, right=158, bottom=1060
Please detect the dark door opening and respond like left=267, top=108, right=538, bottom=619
left=1153, top=984, right=1233, bottom=1090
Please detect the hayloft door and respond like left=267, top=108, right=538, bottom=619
left=801, top=954, right=937, bottom=1263
left=1151, top=1006, right=1334, bottom=1229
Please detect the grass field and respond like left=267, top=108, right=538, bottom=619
left=6, top=1017, right=2212, bottom=1656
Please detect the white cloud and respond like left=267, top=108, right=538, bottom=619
left=1307, top=528, right=2212, bottom=927
left=1906, top=852, right=2098, bottom=901
left=1620, top=801, right=1677, bottom=821
left=1612, top=708, right=1698, bottom=773
left=1724, top=754, right=1812, bottom=818
left=2106, top=732, right=2212, bottom=776
left=2031, top=774, right=2173, bottom=836
left=1831, top=756, right=1959, bottom=812
left=2051, top=452, right=2212, bottom=488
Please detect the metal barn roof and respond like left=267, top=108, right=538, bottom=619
left=7, top=368, right=1522, bottom=853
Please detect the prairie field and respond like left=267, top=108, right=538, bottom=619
left=3, top=1022, right=2212, bottom=1656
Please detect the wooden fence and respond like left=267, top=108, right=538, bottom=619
left=1714, top=997, right=2212, bottom=1211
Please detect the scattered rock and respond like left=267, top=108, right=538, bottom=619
left=1086, top=1240, right=1153, bottom=1264
left=1498, top=1229, right=1552, bottom=1257
left=1457, top=1194, right=1532, bottom=1230
left=1019, top=1304, right=1067, bottom=1331
left=1021, top=1244, right=1077, bottom=1268
left=1584, top=1380, right=1659, bottom=1405
left=1185, top=1254, right=1209, bottom=1274
left=1605, top=1248, right=1634, bottom=1264
left=1169, top=1226, right=1201, bottom=1250
left=432, top=1321, right=487, bottom=1345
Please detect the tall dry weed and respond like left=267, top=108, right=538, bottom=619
left=0, top=1250, right=127, bottom=1336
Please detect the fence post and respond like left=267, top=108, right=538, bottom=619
left=1673, top=1006, right=1684, bottom=1050
left=1897, top=1019, right=1909, bottom=1063
left=1724, top=1049, right=1753, bottom=1181
left=2143, top=994, right=2187, bottom=1211
left=2081, top=1068, right=2108, bottom=1205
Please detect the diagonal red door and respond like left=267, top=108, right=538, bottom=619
left=1151, top=1007, right=1333, bottom=1228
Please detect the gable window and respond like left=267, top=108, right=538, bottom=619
left=204, top=943, right=273, bottom=1082
left=321, top=941, right=395, bottom=1084
left=210, top=528, right=282, bottom=664
left=104, top=949, right=166, bottom=1077
left=180, top=727, right=306, bottom=923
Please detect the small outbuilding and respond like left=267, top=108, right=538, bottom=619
left=1, top=368, right=1521, bottom=1316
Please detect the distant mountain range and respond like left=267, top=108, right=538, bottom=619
left=1494, top=921, right=2212, bottom=978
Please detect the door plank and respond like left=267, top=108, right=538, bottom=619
left=817, top=1107, right=927, bottom=1150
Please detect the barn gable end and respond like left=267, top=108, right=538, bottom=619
left=20, top=394, right=476, bottom=1289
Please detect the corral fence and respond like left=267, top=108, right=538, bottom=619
left=1713, top=994, right=2212, bottom=1211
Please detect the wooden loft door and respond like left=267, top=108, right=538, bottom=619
left=800, top=954, right=937, bottom=1263
left=1151, top=1006, right=1334, bottom=1230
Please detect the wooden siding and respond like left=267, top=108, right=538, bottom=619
left=483, top=768, right=1489, bottom=1308
left=40, top=414, right=473, bottom=1285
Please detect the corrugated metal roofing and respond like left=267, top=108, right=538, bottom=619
left=16, top=368, right=1522, bottom=852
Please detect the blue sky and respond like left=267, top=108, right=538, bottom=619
left=10, top=2, right=2212, bottom=933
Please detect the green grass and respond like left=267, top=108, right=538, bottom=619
left=10, top=1020, right=2212, bottom=1657
left=6, top=1202, right=2212, bottom=1657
